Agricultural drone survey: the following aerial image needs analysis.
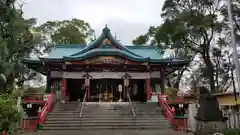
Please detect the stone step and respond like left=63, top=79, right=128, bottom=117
left=31, top=129, right=191, bottom=135
left=44, top=119, right=169, bottom=124
left=81, top=109, right=163, bottom=112
left=48, top=112, right=163, bottom=116
left=46, top=115, right=165, bottom=119
left=41, top=125, right=170, bottom=130
left=42, top=123, right=169, bottom=127
left=40, top=102, right=170, bottom=133
left=46, top=117, right=167, bottom=121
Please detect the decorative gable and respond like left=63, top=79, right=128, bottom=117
left=69, top=25, right=142, bottom=58
left=102, top=38, right=112, bottom=45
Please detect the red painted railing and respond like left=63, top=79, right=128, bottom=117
left=158, top=95, right=175, bottom=125
left=38, top=94, right=55, bottom=124
left=173, top=116, right=188, bottom=131
left=1, top=94, right=55, bottom=134
left=158, top=95, right=188, bottom=131
left=20, top=118, right=38, bottom=132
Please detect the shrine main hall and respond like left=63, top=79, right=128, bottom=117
left=22, top=26, right=188, bottom=102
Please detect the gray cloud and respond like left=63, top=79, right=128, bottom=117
left=21, top=0, right=164, bottom=44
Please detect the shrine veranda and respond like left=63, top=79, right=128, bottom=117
left=21, top=26, right=189, bottom=102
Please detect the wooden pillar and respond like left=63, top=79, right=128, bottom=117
left=85, top=86, right=90, bottom=101
left=46, top=71, right=51, bottom=93
left=85, top=78, right=90, bottom=101
left=145, top=78, right=152, bottom=100
left=123, top=76, right=130, bottom=102
left=160, top=69, right=165, bottom=94
left=123, top=80, right=127, bottom=101
left=61, top=78, right=66, bottom=101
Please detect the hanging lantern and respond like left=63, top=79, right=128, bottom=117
left=85, top=78, right=90, bottom=86
left=179, top=104, right=184, bottom=108
left=124, top=78, right=129, bottom=86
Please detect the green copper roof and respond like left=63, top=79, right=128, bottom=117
left=70, top=27, right=142, bottom=58
left=22, top=26, right=189, bottom=65
left=64, top=48, right=149, bottom=61
left=47, top=44, right=85, bottom=58
left=46, top=44, right=163, bottom=60
left=127, top=46, right=164, bottom=60
left=35, top=26, right=166, bottom=62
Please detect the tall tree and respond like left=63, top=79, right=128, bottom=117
left=35, top=19, right=94, bottom=44
left=156, top=0, right=225, bottom=92
left=0, top=0, right=45, bottom=91
left=132, top=26, right=158, bottom=46
left=133, top=24, right=192, bottom=90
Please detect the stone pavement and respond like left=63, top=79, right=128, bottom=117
left=20, top=129, right=193, bottom=135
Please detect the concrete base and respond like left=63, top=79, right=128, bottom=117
left=147, top=95, right=158, bottom=102
left=195, top=120, right=227, bottom=135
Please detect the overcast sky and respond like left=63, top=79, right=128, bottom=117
left=21, top=0, right=164, bottom=44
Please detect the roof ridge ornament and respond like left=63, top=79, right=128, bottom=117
left=103, top=24, right=110, bottom=33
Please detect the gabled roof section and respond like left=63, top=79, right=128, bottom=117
left=47, top=44, right=86, bottom=59
left=64, top=48, right=150, bottom=62
left=70, top=25, right=142, bottom=58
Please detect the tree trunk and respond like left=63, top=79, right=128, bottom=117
left=173, top=69, right=185, bottom=89
left=203, top=54, right=215, bottom=92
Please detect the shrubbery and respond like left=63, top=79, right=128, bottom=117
left=0, top=90, right=23, bottom=132
left=164, top=87, right=178, bottom=100
left=222, top=129, right=240, bottom=135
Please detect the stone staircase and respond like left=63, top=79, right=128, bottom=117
left=40, top=102, right=170, bottom=131
left=26, top=102, right=194, bottom=135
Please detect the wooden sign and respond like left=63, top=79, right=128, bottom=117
left=87, top=56, right=125, bottom=64
left=69, top=56, right=141, bottom=65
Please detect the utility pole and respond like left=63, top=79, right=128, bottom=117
left=228, top=0, right=240, bottom=97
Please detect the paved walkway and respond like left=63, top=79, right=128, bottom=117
left=20, top=129, right=193, bottom=135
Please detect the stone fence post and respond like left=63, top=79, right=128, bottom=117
left=188, top=103, right=197, bottom=132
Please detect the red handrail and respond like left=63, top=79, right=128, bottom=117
left=20, top=119, right=38, bottom=132
left=38, top=94, right=55, bottom=124
left=158, top=95, right=188, bottom=131
left=158, top=95, right=175, bottom=125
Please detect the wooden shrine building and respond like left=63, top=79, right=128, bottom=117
left=21, top=26, right=189, bottom=102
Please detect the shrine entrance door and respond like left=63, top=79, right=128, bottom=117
left=90, top=79, right=123, bottom=102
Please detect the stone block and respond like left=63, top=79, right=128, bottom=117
left=194, top=120, right=227, bottom=135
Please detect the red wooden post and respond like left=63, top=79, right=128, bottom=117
left=61, top=79, right=66, bottom=101
left=145, top=79, right=152, bottom=100
left=87, top=86, right=90, bottom=100
left=84, top=78, right=90, bottom=100
left=37, top=106, right=41, bottom=124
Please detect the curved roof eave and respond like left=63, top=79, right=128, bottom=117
left=21, top=58, right=45, bottom=75
left=39, top=57, right=63, bottom=62
left=64, top=49, right=150, bottom=62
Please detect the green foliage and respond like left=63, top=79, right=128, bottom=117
left=164, top=87, right=178, bottom=100
left=0, top=0, right=47, bottom=91
left=222, top=129, right=240, bottom=135
left=0, top=91, right=22, bottom=132
left=159, top=0, right=232, bottom=92
left=132, top=26, right=159, bottom=46
left=134, top=0, right=234, bottom=92
left=35, top=19, right=94, bottom=44
left=132, top=35, right=148, bottom=45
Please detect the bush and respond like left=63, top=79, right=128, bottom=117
left=222, top=129, right=240, bottom=135
left=0, top=90, right=23, bottom=132
left=164, top=87, right=178, bottom=100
